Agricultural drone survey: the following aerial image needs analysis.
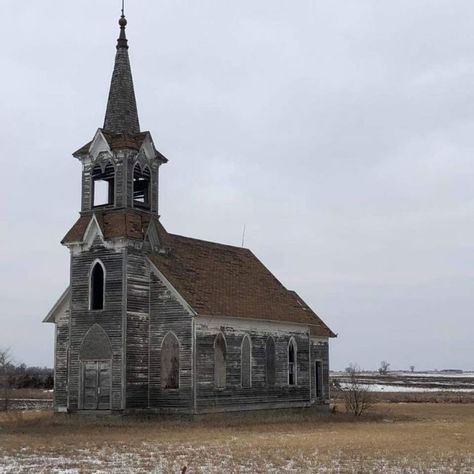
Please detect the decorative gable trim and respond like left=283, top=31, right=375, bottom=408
left=82, top=214, right=105, bottom=248
left=148, top=258, right=196, bottom=316
left=89, top=129, right=112, bottom=161
left=43, top=287, right=70, bottom=323
left=145, top=220, right=161, bottom=252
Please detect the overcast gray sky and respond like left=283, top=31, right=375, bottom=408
left=1, top=0, right=472, bottom=371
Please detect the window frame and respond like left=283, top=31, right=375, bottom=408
left=91, top=161, right=116, bottom=208
left=288, top=337, right=298, bottom=386
left=214, top=332, right=227, bottom=389
left=240, top=335, right=252, bottom=389
left=132, top=162, right=151, bottom=210
left=265, top=336, right=276, bottom=387
left=89, top=259, right=106, bottom=311
left=160, top=331, right=180, bottom=390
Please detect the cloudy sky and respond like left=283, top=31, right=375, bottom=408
left=1, top=1, right=472, bottom=371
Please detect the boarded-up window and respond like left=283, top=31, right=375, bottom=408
left=241, top=335, right=251, bottom=388
left=92, top=161, right=115, bottom=207
left=214, top=333, right=226, bottom=388
left=90, top=262, right=105, bottom=310
left=265, top=336, right=276, bottom=386
left=288, top=338, right=297, bottom=386
left=133, top=164, right=151, bottom=209
left=161, top=332, right=179, bottom=389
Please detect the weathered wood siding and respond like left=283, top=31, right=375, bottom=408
left=148, top=272, right=193, bottom=411
left=81, top=162, right=93, bottom=211
left=54, top=309, right=70, bottom=411
left=311, top=339, right=330, bottom=403
left=195, top=320, right=311, bottom=412
left=68, top=238, right=124, bottom=411
left=125, top=249, right=150, bottom=408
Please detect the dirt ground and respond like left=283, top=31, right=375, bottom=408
left=0, top=403, right=473, bottom=473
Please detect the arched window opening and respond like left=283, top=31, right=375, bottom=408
left=241, top=335, right=251, bottom=388
left=92, top=161, right=115, bottom=207
left=214, top=333, right=226, bottom=388
left=161, top=332, right=180, bottom=389
left=288, top=338, right=297, bottom=386
left=90, top=262, right=105, bottom=310
left=265, top=336, right=276, bottom=387
left=133, top=164, right=150, bottom=209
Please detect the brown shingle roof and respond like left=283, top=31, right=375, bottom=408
left=73, top=131, right=148, bottom=156
left=149, top=235, right=336, bottom=337
left=73, top=130, right=167, bottom=163
left=61, top=211, right=335, bottom=337
left=61, top=210, right=168, bottom=244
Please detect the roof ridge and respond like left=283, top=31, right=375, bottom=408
left=169, top=233, right=251, bottom=252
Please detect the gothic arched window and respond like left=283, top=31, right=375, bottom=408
left=133, top=163, right=150, bottom=209
left=265, top=336, right=276, bottom=387
left=161, top=332, right=180, bottom=389
left=90, top=261, right=105, bottom=310
left=288, top=338, right=297, bottom=386
left=92, top=161, right=115, bottom=207
left=241, top=335, right=252, bottom=388
left=214, top=333, right=227, bottom=388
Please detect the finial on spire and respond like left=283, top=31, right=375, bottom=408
left=117, top=1, right=128, bottom=50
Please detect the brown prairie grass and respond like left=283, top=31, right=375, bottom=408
left=0, top=403, right=473, bottom=472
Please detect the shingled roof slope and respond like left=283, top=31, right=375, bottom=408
left=61, top=210, right=168, bottom=244
left=149, top=234, right=335, bottom=337
left=73, top=131, right=147, bottom=156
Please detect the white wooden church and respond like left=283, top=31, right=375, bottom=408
left=44, top=13, right=336, bottom=414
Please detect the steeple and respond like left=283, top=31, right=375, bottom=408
left=103, top=13, right=140, bottom=134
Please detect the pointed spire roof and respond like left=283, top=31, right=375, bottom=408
left=103, top=14, right=140, bottom=134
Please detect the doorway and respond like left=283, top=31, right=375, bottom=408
left=82, top=361, right=111, bottom=410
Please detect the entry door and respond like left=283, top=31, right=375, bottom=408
left=82, top=361, right=111, bottom=410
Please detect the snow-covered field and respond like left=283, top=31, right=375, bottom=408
left=332, top=371, right=474, bottom=393
left=339, top=382, right=474, bottom=393
left=0, top=404, right=473, bottom=473
left=0, top=442, right=472, bottom=473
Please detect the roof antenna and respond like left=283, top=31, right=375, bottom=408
left=241, top=224, right=246, bottom=247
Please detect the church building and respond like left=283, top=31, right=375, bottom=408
left=44, top=13, right=336, bottom=414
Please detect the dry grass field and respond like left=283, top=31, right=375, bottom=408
left=0, top=403, right=473, bottom=473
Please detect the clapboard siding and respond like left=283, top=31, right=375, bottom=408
left=81, top=162, right=92, bottom=211
left=125, top=249, right=150, bottom=408
left=311, top=340, right=330, bottom=402
left=68, top=239, right=125, bottom=411
left=195, top=322, right=311, bottom=412
left=54, top=309, right=69, bottom=410
left=149, top=272, right=193, bottom=411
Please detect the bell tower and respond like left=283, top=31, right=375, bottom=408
left=56, top=13, right=168, bottom=412
left=73, top=14, right=167, bottom=215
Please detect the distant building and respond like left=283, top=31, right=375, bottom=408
left=44, top=13, right=335, bottom=414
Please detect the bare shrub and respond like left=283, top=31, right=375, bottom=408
left=340, top=365, right=373, bottom=416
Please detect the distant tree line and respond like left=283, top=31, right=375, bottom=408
left=8, top=363, right=54, bottom=390
left=1, top=347, right=53, bottom=406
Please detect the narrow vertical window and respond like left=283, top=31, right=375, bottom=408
left=133, top=164, right=150, bottom=209
left=161, top=332, right=180, bottom=389
left=265, top=336, right=276, bottom=387
left=90, top=262, right=105, bottom=310
left=92, top=161, right=115, bottom=207
left=288, top=338, right=297, bottom=386
left=214, top=333, right=226, bottom=388
left=241, top=335, right=251, bottom=388
left=315, top=360, right=323, bottom=399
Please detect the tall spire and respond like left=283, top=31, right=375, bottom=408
left=103, top=12, right=140, bottom=134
